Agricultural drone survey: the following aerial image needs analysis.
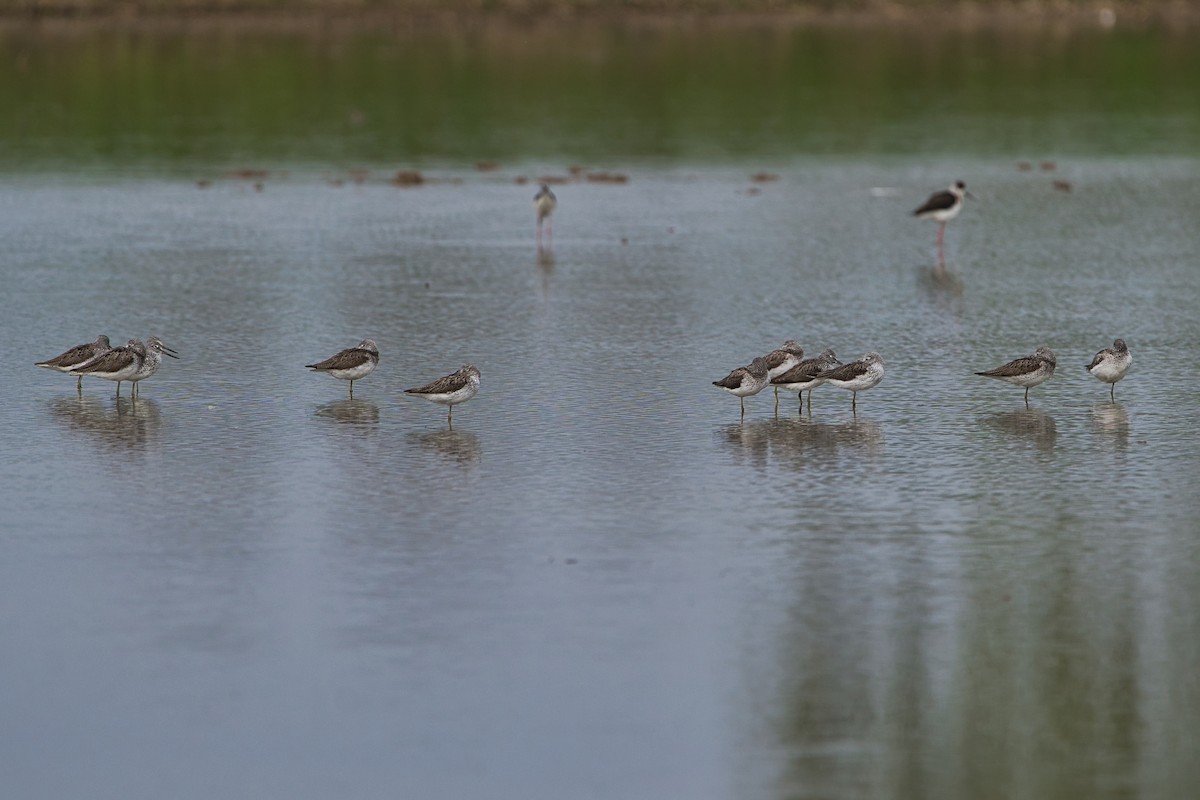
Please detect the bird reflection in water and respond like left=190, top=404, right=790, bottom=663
left=718, top=417, right=884, bottom=468
left=918, top=263, right=964, bottom=316
left=1091, top=402, right=1130, bottom=448
left=717, top=419, right=773, bottom=468
left=47, top=395, right=162, bottom=452
left=981, top=408, right=1057, bottom=450
left=315, top=399, right=380, bottom=426
left=537, top=246, right=556, bottom=296
left=410, top=428, right=482, bottom=466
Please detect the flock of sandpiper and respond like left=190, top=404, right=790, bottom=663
left=712, top=180, right=1132, bottom=417
left=35, top=333, right=481, bottom=425
left=34, top=180, right=1132, bottom=423
left=713, top=338, right=1132, bottom=418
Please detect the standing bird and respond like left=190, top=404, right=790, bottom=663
left=1087, top=338, right=1132, bottom=400
left=914, top=180, right=974, bottom=264
left=533, top=184, right=557, bottom=244
left=128, top=336, right=179, bottom=398
left=35, top=334, right=112, bottom=392
left=305, top=339, right=379, bottom=399
left=73, top=339, right=145, bottom=397
left=404, top=364, right=481, bottom=427
left=819, top=352, right=885, bottom=413
left=712, top=356, right=770, bottom=417
left=760, top=340, right=806, bottom=410
left=770, top=348, right=842, bottom=413
left=976, top=346, right=1057, bottom=404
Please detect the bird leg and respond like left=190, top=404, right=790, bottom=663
left=1111, top=384, right=1116, bottom=401
left=937, top=223, right=946, bottom=264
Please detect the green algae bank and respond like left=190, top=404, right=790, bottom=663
left=1, top=17, right=1198, bottom=800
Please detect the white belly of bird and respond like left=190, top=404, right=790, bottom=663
left=423, top=382, right=479, bottom=406
left=777, top=376, right=827, bottom=393
left=766, top=355, right=802, bottom=381
left=997, top=366, right=1051, bottom=388
left=722, top=376, right=767, bottom=398
left=93, top=361, right=141, bottom=382
left=921, top=204, right=962, bottom=224
left=828, top=368, right=883, bottom=393
left=1090, top=354, right=1131, bottom=383
left=329, top=361, right=376, bottom=382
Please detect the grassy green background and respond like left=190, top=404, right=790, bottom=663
left=2, top=23, right=1198, bottom=169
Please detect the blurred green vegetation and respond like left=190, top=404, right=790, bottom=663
left=1, top=23, right=1197, bottom=169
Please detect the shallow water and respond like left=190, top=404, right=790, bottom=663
left=3, top=22, right=1200, bottom=800
left=4, top=160, right=1198, bottom=799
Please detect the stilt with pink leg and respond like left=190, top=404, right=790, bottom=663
left=914, top=180, right=973, bottom=263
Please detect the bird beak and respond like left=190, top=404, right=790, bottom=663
left=965, top=191, right=978, bottom=201
left=162, top=345, right=180, bottom=359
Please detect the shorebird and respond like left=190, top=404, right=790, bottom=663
left=914, top=180, right=974, bottom=263
left=770, top=348, right=842, bottom=413
left=713, top=356, right=770, bottom=417
left=73, top=339, right=145, bottom=397
left=35, top=334, right=112, bottom=392
left=306, top=339, right=379, bottom=398
left=976, top=346, right=1057, bottom=404
left=820, top=352, right=885, bottom=412
left=128, top=336, right=179, bottom=398
left=1087, top=338, right=1131, bottom=400
left=534, top=184, right=557, bottom=243
left=760, top=340, right=805, bottom=409
left=404, top=364, right=481, bottom=426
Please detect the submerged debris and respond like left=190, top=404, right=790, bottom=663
left=391, top=170, right=425, bottom=187
left=585, top=171, right=628, bottom=184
